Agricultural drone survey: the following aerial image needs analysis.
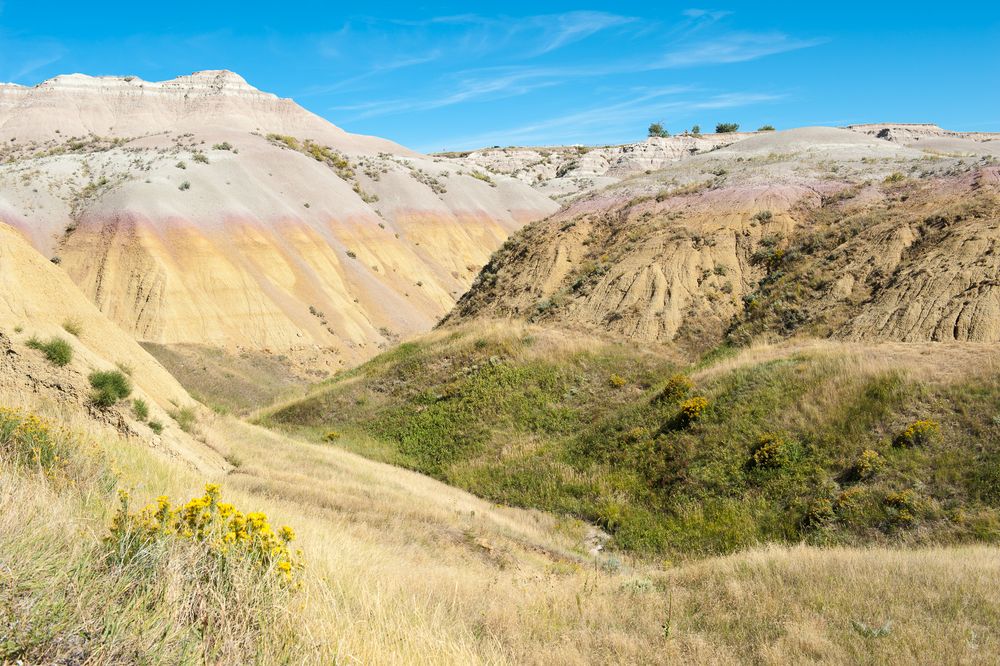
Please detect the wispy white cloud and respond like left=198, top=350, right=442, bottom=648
left=300, top=52, right=442, bottom=96
left=331, top=28, right=818, bottom=122
left=655, top=32, right=825, bottom=68
left=531, top=11, right=637, bottom=54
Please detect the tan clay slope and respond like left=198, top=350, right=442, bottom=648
left=444, top=127, right=1000, bottom=352
left=0, top=72, right=558, bottom=368
left=0, top=222, right=223, bottom=472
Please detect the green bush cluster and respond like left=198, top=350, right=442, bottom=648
left=89, top=370, right=132, bottom=407
left=749, top=433, right=788, bottom=470
left=894, top=419, right=938, bottom=447
left=26, top=336, right=73, bottom=367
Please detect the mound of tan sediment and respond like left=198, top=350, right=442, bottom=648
left=445, top=127, right=1000, bottom=353
left=0, top=222, right=223, bottom=471
left=0, top=71, right=558, bottom=369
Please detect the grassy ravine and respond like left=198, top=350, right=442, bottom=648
left=265, top=324, right=1000, bottom=556
left=6, top=384, right=1000, bottom=662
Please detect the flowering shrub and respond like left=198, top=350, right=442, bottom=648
left=894, top=419, right=938, bottom=448
left=885, top=489, right=919, bottom=526
left=0, top=406, right=66, bottom=471
left=802, top=497, right=835, bottom=528
left=750, top=433, right=788, bottom=469
left=834, top=486, right=865, bottom=512
left=623, top=426, right=648, bottom=443
left=608, top=373, right=627, bottom=388
left=653, top=374, right=693, bottom=404
left=679, top=396, right=709, bottom=424
left=855, top=449, right=885, bottom=479
left=323, top=430, right=342, bottom=442
left=108, top=484, right=302, bottom=584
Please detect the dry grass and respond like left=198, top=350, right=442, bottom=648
left=4, top=386, right=1000, bottom=664
left=695, top=338, right=1000, bottom=384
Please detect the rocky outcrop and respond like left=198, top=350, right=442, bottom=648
left=437, top=133, right=752, bottom=200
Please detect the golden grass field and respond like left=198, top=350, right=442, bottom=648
left=4, top=382, right=1000, bottom=665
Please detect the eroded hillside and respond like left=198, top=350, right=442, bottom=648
left=444, top=127, right=1000, bottom=354
left=0, top=71, right=558, bottom=370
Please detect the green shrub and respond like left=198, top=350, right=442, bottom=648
left=89, top=370, right=132, bottom=408
left=132, top=398, right=149, bottom=421
left=653, top=374, right=693, bottom=404
left=608, top=373, right=628, bottom=388
left=894, top=419, right=938, bottom=448
left=62, top=318, right=83, bottom=337
left=323, top=430, right=341, bottom=442
left=802, top=497, right=835, bottom=529
left=883, top=172, right=906, bottom=184
left=854, top=449, right=885, bottom=479
left=171, top=407, right=197, bottom=433
left=647, top=122, right=669, bottom=138
left=690, top=125, right=701, bottom=136
left=212, top=142, right=233, bottom=151
left=470, top=170, right=496, bottom=186
left=191, top=152, right=209, bottom=164
left=749, top=433, right=788, bottom=469
left=757, top=125, right=775, bottom=131
left=715, top=122, right=739, bottom=133
left=148, top=420, right=164, bottom=435
left=26, top=336, right=73, bottom=367
left=178, top=181, right=191, bottom=191
left=679, top=396, right=709, bottom=424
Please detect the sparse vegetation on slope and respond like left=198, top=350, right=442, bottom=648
left=26, top=336, right=73, bottom=367
left=264, top=323, right=1000, bottom=556
left=0, top=404, right=304, bottom=663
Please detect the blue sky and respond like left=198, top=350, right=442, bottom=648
left=1, top=1, right=997, bottom=151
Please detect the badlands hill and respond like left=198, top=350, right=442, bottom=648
left=441, top=122, right=1000, bottom=202
left=444, top=125, right=1000, bottom=354
left=437, top=130, right=752, bottom=201
left=0, top=70, right=558, bottom=373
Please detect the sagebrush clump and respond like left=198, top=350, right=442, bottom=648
left=26, top=336, right=73, bottom=367
left=89, top=370, right=132, bottom=407
left=132, top=398, right=149, bottom=421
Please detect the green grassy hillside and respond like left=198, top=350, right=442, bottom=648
left=264, top=324, right=1000, bottom=555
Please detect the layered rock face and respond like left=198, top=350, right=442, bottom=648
left=444, top=127, right=1000, bottom=351
left=0, top=71, right=558, bottom=367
